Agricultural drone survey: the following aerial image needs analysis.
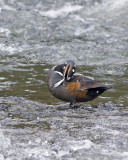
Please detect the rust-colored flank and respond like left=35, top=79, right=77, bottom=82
left=66, top=82, right=87, bottom=98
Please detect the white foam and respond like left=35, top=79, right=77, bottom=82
left=121, top=152, right=128, bottom=159
left=0, top=0, right=16, bottom=12
left=95, top=125, right=120, bottom=135
left=0, top=154, right=4, bottom=160
left=100, top=149, right=128, bottom=160
left=39, top=3, right=83, bottom=18
left=25, top=89, right=36, bottom=93
left=75, top=25, right=95, bottom=36
left=109, top=0, right=128, bottom=10
left=0, top=77, right=6, bottom=80
left=0, top=28, right=11, bottom=36
left=69, top=139, right=93, bottom=151
left=0, top=126, right=11, bottom=149
left=54, top=139, right=94, bottom=158
left=83, top=0, right=128, bottom=18
left=72, top=15, right=85, bottom=23
left=0, top=43, right=23, bottom=55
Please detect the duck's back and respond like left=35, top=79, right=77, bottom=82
left=65, top=74, right=108, bottom=102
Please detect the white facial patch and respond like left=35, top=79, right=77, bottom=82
left=72, top=69, right=75, bottom=73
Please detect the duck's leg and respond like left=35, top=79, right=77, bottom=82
left=70, top=102, right=74, bottom=108
left=69, top=102, right=79, bottom=109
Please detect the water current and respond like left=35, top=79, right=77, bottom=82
left=0, top=0, right=128, bottom=159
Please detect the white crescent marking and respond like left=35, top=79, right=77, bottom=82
left=54, top=78, right=64, bottom=88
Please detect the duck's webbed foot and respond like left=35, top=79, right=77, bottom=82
left=69, top=102, right=79, bottom=109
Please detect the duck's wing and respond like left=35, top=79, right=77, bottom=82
left=72, top=74, right=108, bottom=97
left=65, top=74, right=109, bottom=102
left=72, top=74, right=103, bottom=89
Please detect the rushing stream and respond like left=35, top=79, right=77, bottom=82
left=0, top=0, right=128, bottom=160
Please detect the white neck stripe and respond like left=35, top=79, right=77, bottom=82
left=54, top=71, right=63, bottom=77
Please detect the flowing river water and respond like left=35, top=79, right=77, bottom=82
left=0, top=0, right=128, bottom=159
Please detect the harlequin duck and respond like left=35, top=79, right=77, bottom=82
left=47, top=60, right=109, bottom=107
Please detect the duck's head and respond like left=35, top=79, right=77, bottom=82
left=63, top=60, right=76, bottom=81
